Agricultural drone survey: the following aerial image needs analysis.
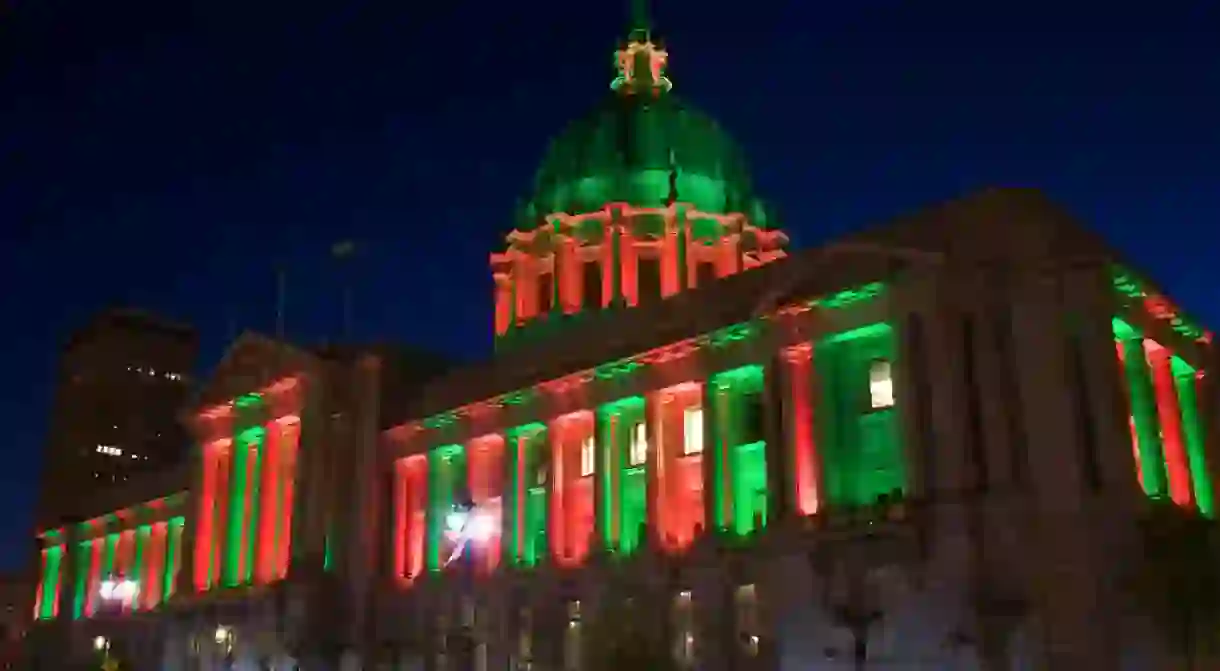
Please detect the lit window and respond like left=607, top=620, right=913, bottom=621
left=629, top=422, right=648, bottom=466
left=579, top=435, right=595, bottom=477
left=564, top=600, right=582, bottom=671
left=672, top=590, right=695, bottom=666
left=735, top=584, right=760, bottom=656
left=682, top=406, right=703, bottom=455
left=869, top=360, right=894, bottom=409
left=95, top=445, right=123, bottom=457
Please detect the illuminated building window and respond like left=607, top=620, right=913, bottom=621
left=869, top=359, right=894, bottom=409
left=564, top=600, right=582, bottom=671
left=682, top=406, right=703, bottom=455
left=96, top=445, right=123, bottom=456
left=735, top=584, right=760, bottom=657
left=579, top=435, right=595, bottom=477
left=672, top=590, right=695, bottom=667
left=629, top=422, right=648, bottom=466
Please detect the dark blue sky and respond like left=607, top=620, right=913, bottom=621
left=1, top=0, right=1217, bottom=569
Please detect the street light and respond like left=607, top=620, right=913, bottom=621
left=93, top=635, right=109, bottom=652
left=443, top=500, right=499, bottom=567
left=98, top=578, right=139, bottom=605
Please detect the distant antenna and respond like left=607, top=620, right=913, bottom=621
left=332, top=240, right=357, bottom=340
left=275, top=265, right=286, bottom=340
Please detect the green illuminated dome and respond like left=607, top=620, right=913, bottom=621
left=522, top=95, right=766, bottom=221
left=515, top=17, right=773, bottom=228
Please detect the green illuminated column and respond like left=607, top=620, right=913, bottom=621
left=165, top=518, right=185, bottom=601
left=1118, top=337, right=1167, bottom=497
left=225, top=430, right=250, bottom=586
left=597, top=397, right=647, bottom=555
left=1173, top=359, right=1214, bottom=517
left=507, top=425, right=547, bottom=567
left=245, top=427, right=266, bottom=583
left=72, top=541, right=90, bottom=619
left=426, top=446, right=464, bottom=572
left=37, top=545, right=63, bottom=620
left=710, top=365, right=768, bottom=536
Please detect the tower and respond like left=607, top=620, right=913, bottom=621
left=490, top=4, right=788, bottom=346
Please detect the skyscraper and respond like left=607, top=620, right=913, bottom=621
left=37, top=309, right=197, bottom=527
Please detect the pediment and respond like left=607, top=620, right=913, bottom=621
left=189, top=331, right=314, bottom=416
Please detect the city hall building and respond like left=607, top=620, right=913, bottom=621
left=26, top=13, right=1220, bottom=671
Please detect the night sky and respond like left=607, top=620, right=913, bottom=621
left=1, top=0, right=1217, bottom=570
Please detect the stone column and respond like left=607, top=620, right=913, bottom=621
left=1010, top=272, right=1118, bottom=670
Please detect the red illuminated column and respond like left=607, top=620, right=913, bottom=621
left=661, top=209, right=680, bottom=298
left=620, top=228, right=639, bottom=306
left=393, top=459, right=408, bottom=581
left=143, top=523, right=167, bottom=609
left=193, top=440, right=223, bottom=592
left=514, top=255, right=536, bottom=323
left=85, top=539, right=103, bottom=617
left=468, top=435, right=505, bottom=573
left=255, top=421, right=281, bottom=584
left=275, top=419, right=301, bottom=580
left=782, top=344, right=820, bottom=515
left=1146, top=342, right=1193, bottom=506
left=558, top=237, right=581, bottom=314
left=654, top=384, right=704, bottom=552
left=394, top=455, right=428, bottom=583
left=495, top=274, right=513, bottom=335
left=716, top=233, right=738, bottom=278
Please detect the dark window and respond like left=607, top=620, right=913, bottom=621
left=906, top=313, right=935, bottom=496
left=993, top=305, right=1028, bottom=485
left=1067, top=331, right=1102, bottom=491
left=530, top=435, right=550, bottom=488
left=696, top=261, right=717, bottom=289
left=739, top=391, right=766, bottom=445
left=583, top=261, right=603, bottom=309
left=962, top=317, right=989, bottom=492
left=637, top=257, right=661, bottom=305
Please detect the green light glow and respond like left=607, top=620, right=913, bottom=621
left=1114, top=320, right=1168, bottom=497
left=1173, top=363, right=1214, bottom=517
left=710, top=365, right=768, bottom=535
left=165, top=517, right=185, bottom=601
left=427, top=445, right=466, bottom=572
left=1111, top=266, right=1208, bottom=341
left=37, top=545, right=63, bottom=620
left=816, top=323, right=905, bottom=507
left=597, top=397, right=646, bottom=555
left=72, top=541, right=89, bottom=619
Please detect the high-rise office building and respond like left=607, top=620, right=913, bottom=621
left=37, top=309, right=197, bottom=527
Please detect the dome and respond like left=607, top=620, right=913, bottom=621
left=520, top=94, right=763, bottom=225
left=513, top=24, right=773, bottom=230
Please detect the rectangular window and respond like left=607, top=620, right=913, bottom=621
left=630, top=422, right=648, bottom=466
left=682, top=407, right=703, bottom=455
left=580, top=435, right=595, bottom=477
left=672, top=590, right=695, bottom=667
left=564, top=600, right=582, bottom=671
left=868, top=359, right=894, bottom=409
left=696, top=261, right=717, bottom=289
left=735, top=584, right=760, bottom=657
left=582, top=261, right=603, bottom=310
left=638, top=257, right=661, bottom=305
